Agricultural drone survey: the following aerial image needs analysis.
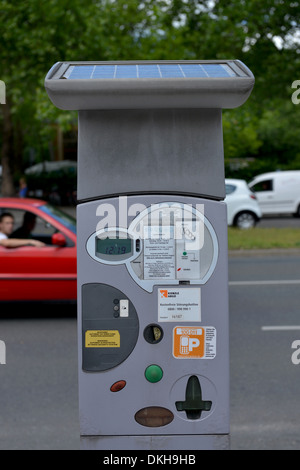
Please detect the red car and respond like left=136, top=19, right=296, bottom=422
left=0, top=198, right=77, bottom=302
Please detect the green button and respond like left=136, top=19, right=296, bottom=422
left=145, top=365, right=163, bottom=383
left=183, top=251, right=187, bottom=256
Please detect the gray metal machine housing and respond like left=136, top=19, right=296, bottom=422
left=45, top=60, right=254, bottom=450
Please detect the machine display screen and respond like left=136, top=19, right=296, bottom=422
left=96, top=238, right=132, bottom=256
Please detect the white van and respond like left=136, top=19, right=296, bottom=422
left=248, top=171, right=300, bottom=216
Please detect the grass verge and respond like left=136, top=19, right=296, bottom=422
left=228, top=227, right=300, bottom=250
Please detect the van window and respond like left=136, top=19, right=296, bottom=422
left=251, top=179, right=273, bottom=192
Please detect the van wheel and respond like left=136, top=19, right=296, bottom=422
left=234, top=211, right=257, bottom=229
left=293, top=205, right=300, bottom=218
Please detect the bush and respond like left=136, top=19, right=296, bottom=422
left=26, top=169, right=77, bottom=205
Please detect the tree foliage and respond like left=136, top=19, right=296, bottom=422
left=1, top=0, right=300, bottom=194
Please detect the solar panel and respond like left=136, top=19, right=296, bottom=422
left=62, top=63, right=237, bottom=80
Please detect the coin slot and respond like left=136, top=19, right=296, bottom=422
left=143, top=324, right=163, bottom=344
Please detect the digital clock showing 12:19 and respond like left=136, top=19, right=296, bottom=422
left=96, top=238, right=132, bottom=255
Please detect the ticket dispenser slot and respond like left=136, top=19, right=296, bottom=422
left=176, top=375, right=212, bottom=420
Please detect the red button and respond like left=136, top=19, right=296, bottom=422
left=110, top=380, right=126, bottom=392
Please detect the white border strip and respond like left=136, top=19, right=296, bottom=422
left=262, top=326, right=300, bottom=331
left=229, top=280, right=300, bottom=286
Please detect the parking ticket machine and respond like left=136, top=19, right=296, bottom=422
left=45, top=60, right=254, bottom=450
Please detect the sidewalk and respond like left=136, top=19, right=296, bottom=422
left=228, top=248, right=300, bottom=257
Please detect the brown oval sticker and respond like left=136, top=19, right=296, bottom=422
left=135, top=407, right=174, bottom=427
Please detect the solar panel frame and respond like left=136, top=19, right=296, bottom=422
left=45, top=60, right=255, bottom=111
left=62, top=62, right=239, bottom=80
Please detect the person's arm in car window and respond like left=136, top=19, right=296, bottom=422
left=0, top=238, right=45, bottom=248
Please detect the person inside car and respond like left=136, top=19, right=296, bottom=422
left=11, top=211, right=37, bottom=239
left=0, top=212, right=45, bottom=248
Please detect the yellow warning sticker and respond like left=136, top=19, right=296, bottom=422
left=85, top=330, right=120, bottom=348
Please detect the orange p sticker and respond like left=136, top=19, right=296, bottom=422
left=173, top=326, right=216, bottom=359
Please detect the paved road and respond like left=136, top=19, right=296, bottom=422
left=258, top=215, right=300, bottom=228
left=0, top=253, right=300, bottom=449
left=0, top=304, right=79, bottom=450
left=229, top=252, right=300, bottom=450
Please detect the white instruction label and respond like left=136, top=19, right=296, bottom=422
left=144, top=226, right=175, bottom=280
left=158, top=288, right=201, bottom=322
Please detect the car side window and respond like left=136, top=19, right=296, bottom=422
left=3, top=208, right=57, bottom=244
left=31, top=216, right=57, bottom=244
left=0, top=209, right=24, bottom=231
left=225, top=184, right=237, bottom=195
left=251, top=179, right=273, bottom=192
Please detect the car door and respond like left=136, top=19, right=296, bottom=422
left=249, top=178, right=276, bottom=215
left=0, top=206, right=76, bottom=301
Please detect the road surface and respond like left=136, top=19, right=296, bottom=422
left=0, top=252, right=300, bottom=449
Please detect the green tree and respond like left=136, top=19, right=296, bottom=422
left=0, top=0, right=170, bottom=195
left=1, top=0, right=300, bottom=194
left=0, top=0, right=98, bottom=194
